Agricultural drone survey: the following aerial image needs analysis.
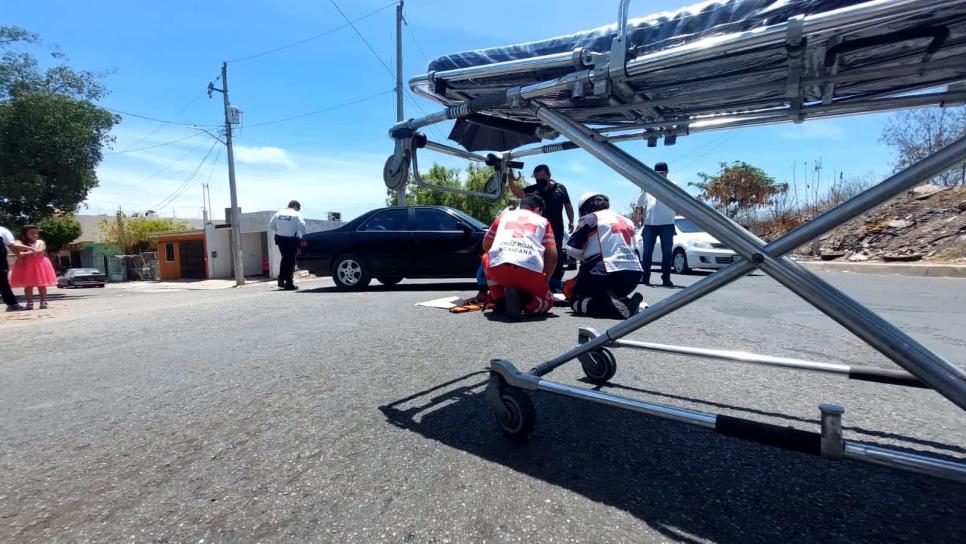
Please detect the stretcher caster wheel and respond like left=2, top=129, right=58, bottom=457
left=494, top=387, right=535, bottom=437
left=580, top=348, right=617, bottom=384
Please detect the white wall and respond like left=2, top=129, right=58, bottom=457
left=205, top=225, right=232, bottom=279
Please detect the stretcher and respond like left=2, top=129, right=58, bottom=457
left=384, top=0, right=966, bottom=483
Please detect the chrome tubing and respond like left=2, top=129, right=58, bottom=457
left=531, top=132, right=966, bottom=377
left=844, top=443, right=966, bottom=484
left=424, top=140, right=488, bottom=162
left=537, top=379, right=717, bottom=428
left=615, top=340, right=852, bottom=375
left=531, top=103, right=966, bottom=409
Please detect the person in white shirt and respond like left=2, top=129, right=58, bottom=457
left=636, top=162, right=677, bottom=287
left=269, top=200, right=308, bottom=290
left=1, top=225, right=35, bottom=311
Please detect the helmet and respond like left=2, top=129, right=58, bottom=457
left=578, top=192, right=609, bottom=216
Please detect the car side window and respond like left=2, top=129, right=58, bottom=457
left=359, top=209, right=409, bottom=232
left=413, top=208, right=463, bottom=231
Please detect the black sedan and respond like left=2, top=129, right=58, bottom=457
left=298, top=206, right=487, bottom=290
left=57, top=268, right=107, bottom=288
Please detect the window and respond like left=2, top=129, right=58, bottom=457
left=164, top=242, right=175, bottom=262
left=675, top=218, right=704, bottom=234
left=413, top=208, right=463, bottom=231
left=359, top=209, right=409, bottom=232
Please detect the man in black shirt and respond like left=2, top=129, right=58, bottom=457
left=508, top=164, right=574, bottom=291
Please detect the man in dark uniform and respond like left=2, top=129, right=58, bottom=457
left=508, top=164, right=574, bottom=292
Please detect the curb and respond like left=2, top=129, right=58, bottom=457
left=797, top=260, right=966, bottom=279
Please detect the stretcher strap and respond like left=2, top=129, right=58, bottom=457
left=715, top=415, right=821, bottom=456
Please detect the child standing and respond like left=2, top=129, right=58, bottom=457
left=9, top=225, right=58, bottom=310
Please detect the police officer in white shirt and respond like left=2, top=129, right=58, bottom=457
left=269, top=200, right=307, bottom=290
left=1, top=225, right=34, bottom=310
left=636, top=162, right=677, bottom=287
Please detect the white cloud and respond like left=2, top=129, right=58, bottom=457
left=233, top=145, right=296, bottom=168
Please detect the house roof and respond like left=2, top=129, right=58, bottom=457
left=71, top=215, right=211, bottom=244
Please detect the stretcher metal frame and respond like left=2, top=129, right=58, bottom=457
left=386, top=0, right=966, bottom=483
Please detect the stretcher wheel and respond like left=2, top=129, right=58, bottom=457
left=495, top=387, right=535, bottom=437
left=580, top=348, right=617, bottom=384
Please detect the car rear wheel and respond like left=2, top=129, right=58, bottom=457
left=376, top=277, right=403, bottom=286
left=332, top=254, right=371, bottom=290
left=672, top=248, right=691, bottom=275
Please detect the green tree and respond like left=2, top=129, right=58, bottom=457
left=388, top=162, right=514, bottom=224
left=0, top=25, right=117, bottom=226
left=99, top=212, right=188, bottom=254
left=37, top=213, right=81, bottom=254
left=690, top=161, right=786, bottom=219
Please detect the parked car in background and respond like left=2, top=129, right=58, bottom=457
left=635, top=217, right=739, bottom=274
left=57, top=268, right=107, bottom=288
left=298, top=206, right=486, bottom=290
left=562, top=232, right=577, bottom=270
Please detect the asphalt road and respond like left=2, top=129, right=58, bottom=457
left=2, top=271, right=965, bottom=543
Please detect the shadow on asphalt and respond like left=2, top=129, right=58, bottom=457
left=585, top=378, right=966, bottom=456
left=298, top=281, right=480, bottom=293
left=380, top=372, right=966, bottom=544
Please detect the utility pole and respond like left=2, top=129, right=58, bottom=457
left=395, top=0, right=407, bottom=207
left=209, top=62, right=245, bottom=286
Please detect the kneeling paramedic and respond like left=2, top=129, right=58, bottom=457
left=482, top=194, right=557, bottom=320
left=564, top=192, right=645, bottom=319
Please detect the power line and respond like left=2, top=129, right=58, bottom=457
left=327, top=0, right=396, bottom=77
left=228, top=1, right=397, bottom=63
left=152, top=140, right=220, bottom=211
left=124, top=87, right=211, bottom=149
left=103, top=106, right=218, bottom=127
left=106, top=132, right=203, bottom=155
left=678, top=131, right=738, bottom=171
left=118, top=138, right=212, bottom=196
left=403, top=19, right=432, bottom=65
left=243, top=88, right=395, bottom=128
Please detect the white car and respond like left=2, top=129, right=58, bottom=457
left=635, top=217, right=739, bottom=274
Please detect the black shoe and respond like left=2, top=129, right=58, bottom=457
left=6, top=304, right=24, bottom=312
left=641, top=275, right=651, bottom=286
left=283, top=284, right=299, bottom=291
left=627, top=292, right=645, bottom=315
left=662, top=280, right=675, bottom=288
left=493, top=298, right=507, bottom=315
left=607, top=291, right=632, bottom=320
left=504, top=287, right=524, bottom=321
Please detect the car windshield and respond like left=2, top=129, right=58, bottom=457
left=445, top=208, right=488, bottom=230
left=675, top=218, right=705, bottom=233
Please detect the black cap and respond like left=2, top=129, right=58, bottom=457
left=654, top=162, right=669, bottom=173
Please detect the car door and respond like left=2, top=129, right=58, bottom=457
left=353, top=208, right=414, bottom=276
left=410, top=207, right=480, bottom=277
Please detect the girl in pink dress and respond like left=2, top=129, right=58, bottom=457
left=9, top=225, right=58, bottom=310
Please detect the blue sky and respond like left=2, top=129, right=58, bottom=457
left=3, top=0, right=899, bottom=221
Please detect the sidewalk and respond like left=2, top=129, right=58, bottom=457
left=106, top=277, right=275, bottom=292
left=797, top=260, right=966, bottom=278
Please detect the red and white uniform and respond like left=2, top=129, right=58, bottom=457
left=566, top=209, right=643, bottom=273
left=484, top=209, right=555, bottom=274
left=483, top=209, right=556, bottom=315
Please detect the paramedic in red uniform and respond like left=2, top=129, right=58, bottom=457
left=482, top=194, right=558, bottom=320
left=564, top=192, right=645, bottom=319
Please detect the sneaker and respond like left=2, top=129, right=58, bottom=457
left=283, top=285, right=299, bottom=291
left=662, top=280, right=675, bottom=288
left=24, top=302, right=33, bottom=310
left=627, top=292, right=645, bottom=315
left=6, top=304, right=25, bottom=312
left=39, top=302, right=48, bottom=309
left=504, top=287, right=524, bottom=321
left=606, top=291, right=632, bottom=320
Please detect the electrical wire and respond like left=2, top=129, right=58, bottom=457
left=228, top=1, right=397, bottom=63
left=243, top=89, right=395, bottom=129
left=327, top=0, right=396, bottom=77
left=106, top=132, right=203, bottom=155
left=103, top=106, right=217, bottom=127
left=403, top=18, right=431, bottom=65
left=152, top=141, right=220, bottom=211
left=118, top=138, right=213, bottom=197
left=678, top=132, right=738, bottom=171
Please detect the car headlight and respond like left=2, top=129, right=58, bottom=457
left=689, top=240, right=712, bottom=249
